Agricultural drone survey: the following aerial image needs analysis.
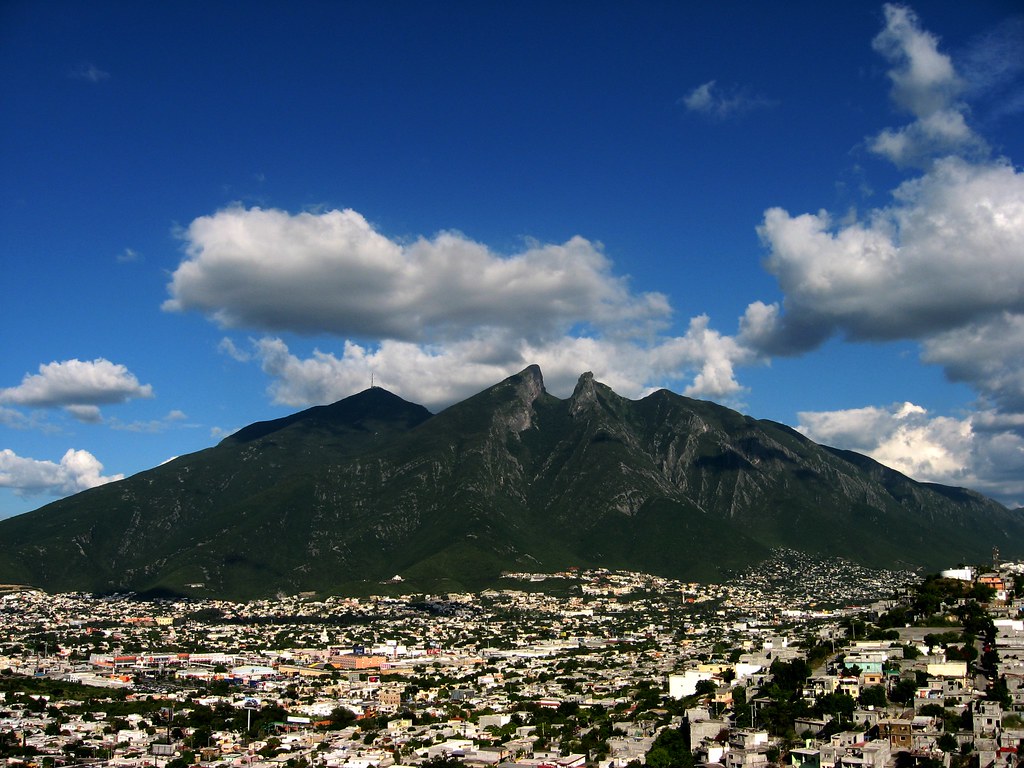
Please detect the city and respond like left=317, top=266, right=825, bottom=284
left=2, top=552, right=1022, bottom=768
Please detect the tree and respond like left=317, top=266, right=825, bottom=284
left=986, top=676, right=1012, bottom=709
left=901, top=644, right=921, bottom=660
left=259, top=738, right=282, bottom=757
left=967, top=583, right=995, bottom=602
left=859, top=685, right=887, bottom=708
left=937, top=733, right=958, bottom=753
left=166, top=751, right=195, bottom=768
left=694, top=680, right=717, bottom=698
left=328, top=706, right=356, bottom=729
left=188, top=726, right=212, bottom=750
left=889, top=679, right=917, bottom=705
left=420, top=756, right=466, bottom=768
left=644, top=725, right=693, bottom=768
left=733, top=686, right=752, bottom=728
left=769, top=659, right=811, bottom=692
left=815, top=693, right=855, bottom=724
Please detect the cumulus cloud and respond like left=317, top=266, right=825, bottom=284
left=743, top=6, right=1023, bottom=360
left=797, top=402, right=1023, bottom=508
left=166, top=206, right=670, bottom=343
left=0, top=359, right=154, bottom=410
left=226, top=319, right=752, bottom=414
left=741, top=157, right=1024, bottom=356
left=681, top=80, right=775, bottom=120
left=177, top=205, right=751, bottom=404
left=0, top=448, right=123, bottom=498
left=871, top=109, right=984, bottom=167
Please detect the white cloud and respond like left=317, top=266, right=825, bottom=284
left=868, top=4, right=984, bottom=166
left=65, top=404, right=102, bottom=423
left=652, top=316, right=751, bottom=400
left=179, top=204, right=752, bottom=407
left=743, top=6, right=1022, bottom=360
left=230, top=320, right=752, bottom=414
left=218, top=337, right=252, bottom=362
left=681, top=80, right=774, bottom=120
left=166, top=206, right=670, bottom=343
left=870, top=108, right=984, bottom=167
left=873, top=4, right=961, bottom=116
left=251, top=336, right=509, bottom=411
left=797, top=402, right=1023, bottom=508
left=742, top=156, right=1024, bottom=354
left=0, top=358, right=154, bottom=409
left=520, top=315, right=751, bottom=402
left=0, top=448, right=123, bottom=498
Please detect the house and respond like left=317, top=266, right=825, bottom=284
left=789, top=747, right=820, bottom=768
left=973, top=701, right=1003, bottom=737
left=795, top=718, right=829, bottom=737
left=877, top=718, right=912, bottom=750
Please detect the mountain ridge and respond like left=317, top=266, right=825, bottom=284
left=0, top=366, right=1020, bottom=598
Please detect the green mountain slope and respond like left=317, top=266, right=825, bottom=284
left=0, top=366, right=1020, bottom=598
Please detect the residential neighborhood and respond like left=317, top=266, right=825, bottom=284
left=1, top=553, right=1022, bottom=768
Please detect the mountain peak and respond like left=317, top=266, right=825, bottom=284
left=499, top=365, right=546, bottom=432
left=227, top=386, right=431, bottom=443
left=507, top=363, right=544, bottom=394
left=569, top=371, right=602, bottom=415
left=514, top=363, right=545, bottom=397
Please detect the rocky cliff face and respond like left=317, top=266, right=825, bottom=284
left=0, top=366, right=1020, bottom=598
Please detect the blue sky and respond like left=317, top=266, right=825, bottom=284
left=3, top=1, right=1024, bottom=518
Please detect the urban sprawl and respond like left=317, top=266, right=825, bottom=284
left=2, top=550, right=1023, bottom=768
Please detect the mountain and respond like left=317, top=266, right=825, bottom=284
left=1, top=366, right=1021, bottom=598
